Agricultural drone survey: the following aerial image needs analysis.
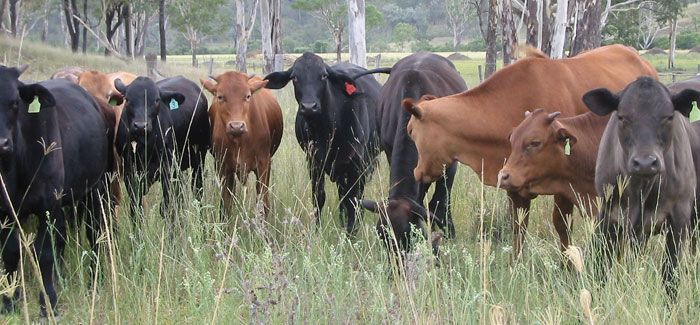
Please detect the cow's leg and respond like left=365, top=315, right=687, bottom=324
left=255, top=161, right=272, bottom=217
left=125, top=169, right=144, bottom=218
left=664, top=206, right=690, bottom=299
left=36, top=205, right=66, bottom=317
left=508, top=191, right=531, bottom=261
left=553, top=195, right=574, bottom=252
left=594, top=208, right=619, bottom=285
left=159, top=162, right=172, bottom=218
left=220, top=171, right=236, bottom=215
left=1, top=226, right=21, bottom=314
left=191, top=147, right=206, bottom=199
left=338, top=171, right=366, bottom=235
left=309, top=162, right=326, bottom=226
left=429, top=162, right=457, bottom=238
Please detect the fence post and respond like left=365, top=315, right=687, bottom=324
left=146, top=53, right=157, bottom=79
left=478, top=65, right=483, bottom=83
left=274, top=54, right=284, bottom=72
left=208, top=57, right=214, bottom=75
left=673, top=73, right=677, bottom=83
left=697, top=64, right=700, bottom=74
left=374, top=54, right=381, bottom=80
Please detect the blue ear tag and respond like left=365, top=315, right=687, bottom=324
left=690, top=101, right=700, bottom=123
left=28, top=96, right=41, bottom=113
left=169, top=98, right=179, bottom=110
left=564, top=138, right=571, bottom=156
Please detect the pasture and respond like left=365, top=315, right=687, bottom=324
left=2, top=35, right=700, bottom=323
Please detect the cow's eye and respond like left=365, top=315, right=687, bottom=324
left=245, top=93, right=251, bottom=102
left=665, top=115, right=673, bottom=122
left=617, top=115, right=625, bottom=122
left=217, top=95, right=224, bottom=102
left=530, top=140, right=541, bottom=148
left=321, top=74, right=328, bottom=80
left=292, top=76, right=298, bottom=82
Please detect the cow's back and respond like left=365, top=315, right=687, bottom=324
left=41, top=79, right=109, bottom=199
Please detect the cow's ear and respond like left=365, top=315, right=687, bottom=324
left=114, top=78, right=128, bottom=95
left=18, top=83, right=55, bottom=107
left=583, top=88, right=619, bottom=116
left=408, top=199, right=444, bottom=228
left=107, top=91, right=124, bottom=106
left=403, top=98, right=423, bottom=119
left=671, top=88, right=700, bottom=117
left=418, top=94, right=438, bottom=103
left=160, top=91, right=185, bottom=106
left=200, top=78, right=217, bottom=95
left=249, top=79, right=269, bottom=93
left=328, top=69, right=357, bottom=96
left=13, top=64, right=29, bottom=77
left=553, top=122, right=578, bottom=146
left=264, top=68, right=293, bottom=89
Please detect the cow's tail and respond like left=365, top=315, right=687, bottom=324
left=521, top=45, right=549, bottom=59
left=351, top=67, right=392, bottom=80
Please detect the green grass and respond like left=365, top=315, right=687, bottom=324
left=2, top=35, right=700, bottom=323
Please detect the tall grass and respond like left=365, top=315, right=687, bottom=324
left=1, top=35, right=700, bottom=323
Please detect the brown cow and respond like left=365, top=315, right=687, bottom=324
left=404, top=44, right=658, bottom=258
left=50, top=66, right=85, bottom=83
left=201, top=72, right=283, bottom=216
left=499, top=109, right=607, bottom=252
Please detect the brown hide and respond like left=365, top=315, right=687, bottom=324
left=202, top=72, right=283, bottom=216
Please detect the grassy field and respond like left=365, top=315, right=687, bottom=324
left=2, top=35, right=700, bottom=323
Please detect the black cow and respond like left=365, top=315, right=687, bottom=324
left=584, top=76, right=700, bottom=297
left=114, top=76, right=210, bottom=217
left=354, top=53, right=467, bottom=255
left=264, top=53, right=381, bottom=233
left=0, top=65, right=112, bottom=316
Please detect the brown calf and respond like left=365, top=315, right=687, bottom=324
left=201, top=72, right=283, bottom=216
left=499, top=109, right=608, bottom=252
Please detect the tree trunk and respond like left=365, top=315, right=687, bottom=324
left=159, top=0, right=166, bottom=61
left=134, top=8, right=148, bottom=57
left=82, top=0, right=88, bottom=53
left=191, top=40, right=198, bottom=67
left=347, top=0, right=366, bottom=67
left=62, top=0, right=80, bottom=52
left=261, top=0, right=274, bottom=73
left=485, top=0, right=498, bottom=78
left=123, top=4, right=132, bottom=58
left=271, top=0, right=282, bottom=55
left=41, top=0, right=49, bottom=43
left=501, top=0, right=518, bottom=66
left=527, top=0, right=538, bottom=46
left=234, top=0, right=259, bottom=73
left=0, top=0, right=6, bottom=33
left=9, top=0, right=19, bottom=37
left=550, top=0, right=567, bottom=59
left=105, top=4, right=123, bottom=56
left=335, top=29, right=342, bottom=62
left=669, top=18, right=677, bottom=69
left=570, top=0, right=601, bottom=56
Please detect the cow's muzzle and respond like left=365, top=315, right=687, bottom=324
left=0, top=138, right=12, bottom=155
left=300, top=102, right=321, bottom=116
left=130, top=121, right=149, bottom=136
left=630, top=155, right=661, bottom=177
left=227, top=121, right=247, bottom=137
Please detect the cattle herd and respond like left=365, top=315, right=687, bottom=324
left=2, top=43, right=700, bottom=315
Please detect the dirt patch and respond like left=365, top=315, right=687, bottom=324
left=447, top=52, right=469, bottom=60
left=643, top=48, right=668, bottom=56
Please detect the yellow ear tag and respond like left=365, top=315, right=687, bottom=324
left=690, top=101, right=700, bottom=123
left=109, top=98, right=118, bottom=106
left=28, top=96, right=41, bottom=113
left=564, top=138, right=571, bottom=156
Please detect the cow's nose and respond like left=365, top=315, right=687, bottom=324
left=631, top=155, right=660, bottom=176
left=500, top=172, right=510, bottom=180
left=133, top=122, right=147, bottom=132
left=300, top=102, right=319, bottom=115
left=0, top=138, right=11, bottom=154
left=227, top=121, right=247, bottom=136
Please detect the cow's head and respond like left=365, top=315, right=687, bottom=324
left=0, top=65, right=55, bottom=156
left=361, top=198, right=443, bottom=254
left=201, top=72, right=268, bottom=138
left=584, top=76, right=700, bottom=177
left=264, top=52, right=356, bottom=118
left=499, top=109, right=574, bottom=195
left=404, top=94, right=452, bottom=183
left=115, top=76, right=184, bottom=141
left=78, top=70, right=124, bottom=105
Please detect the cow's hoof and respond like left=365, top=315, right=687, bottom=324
left=40, top=306, right=59, bottom=318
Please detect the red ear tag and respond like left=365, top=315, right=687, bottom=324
left=345, top=82, right=356, bottom=95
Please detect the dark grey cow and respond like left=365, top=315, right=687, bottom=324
left=584, top=76, right=700, bottom=297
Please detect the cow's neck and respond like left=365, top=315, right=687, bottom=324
left=557, top=113, right=606, bottom=197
